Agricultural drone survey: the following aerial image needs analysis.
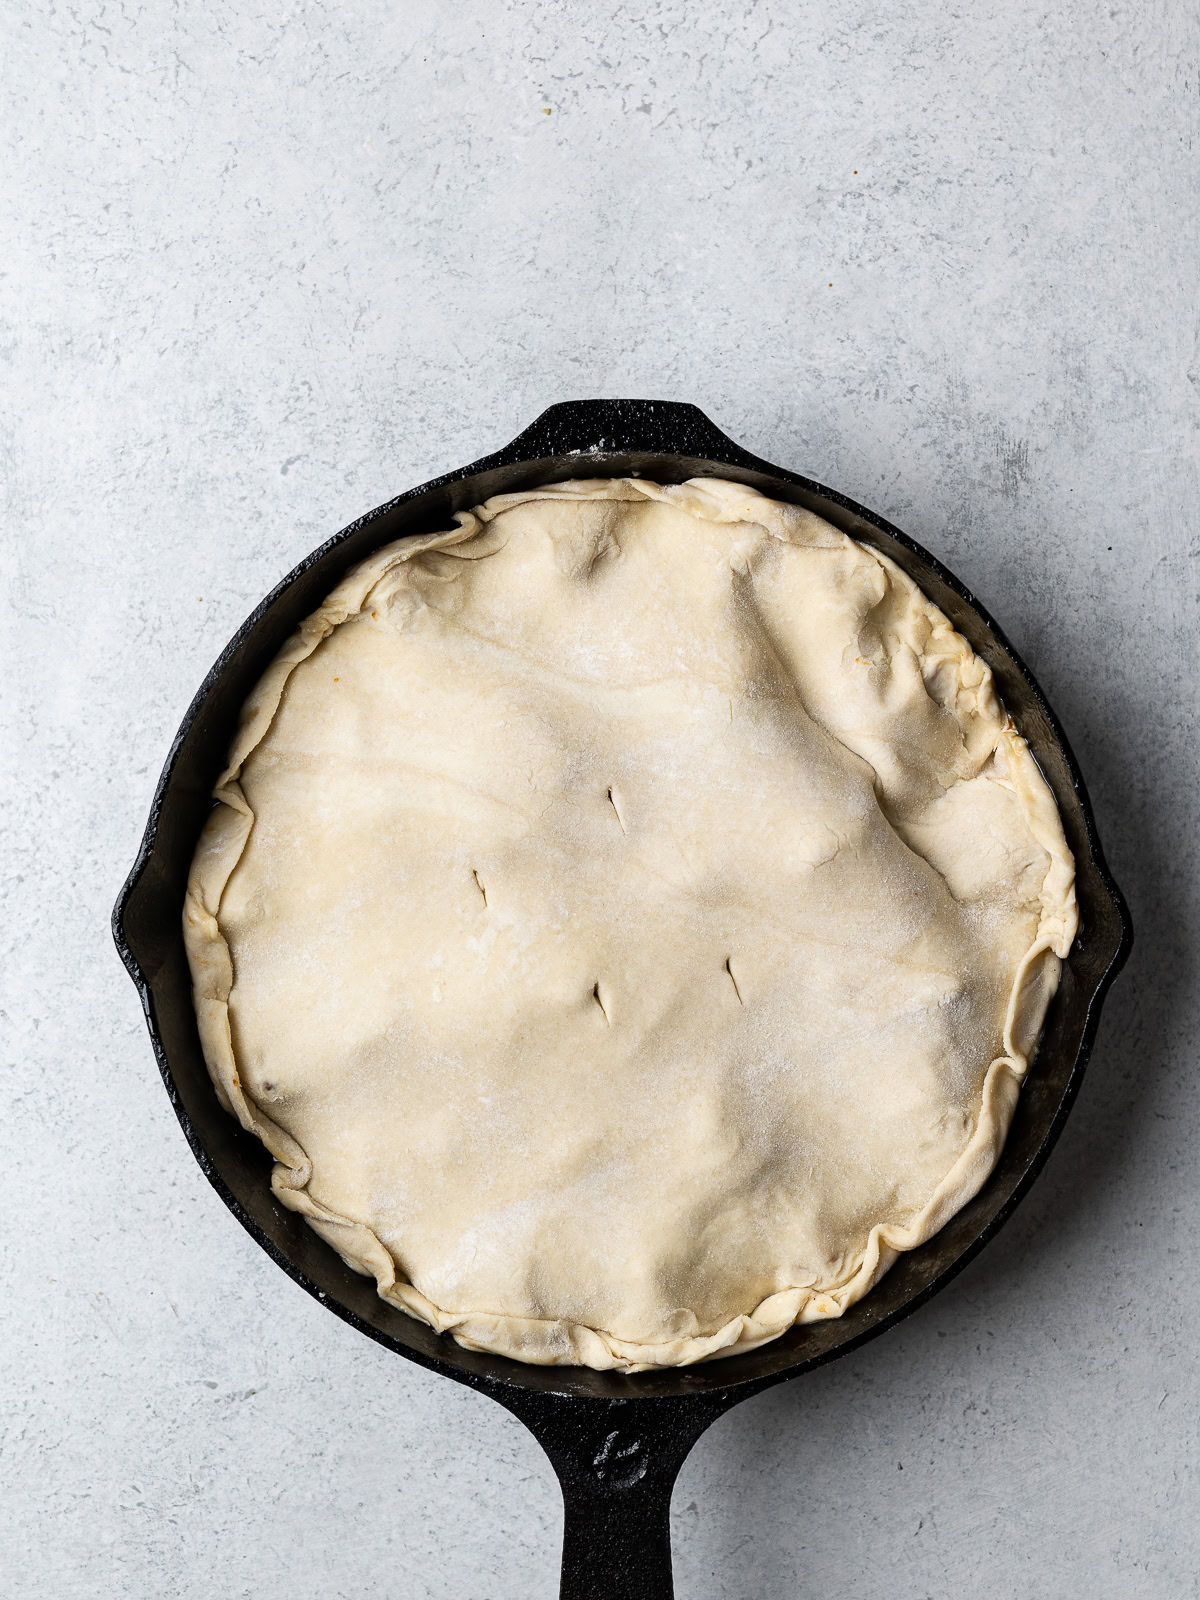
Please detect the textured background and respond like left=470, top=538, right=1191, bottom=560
left=2, top=1, right=1197, bottom=1595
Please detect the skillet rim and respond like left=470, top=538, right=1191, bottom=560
left=112, top=397, right=1133, bottom=1406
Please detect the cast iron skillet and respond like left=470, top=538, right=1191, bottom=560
left=113, top=399, right=1131, bottom=1599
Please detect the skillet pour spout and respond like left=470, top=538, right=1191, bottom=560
left=114, top=397, right=1132, bottom=1599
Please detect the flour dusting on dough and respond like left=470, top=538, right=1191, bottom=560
left=184, top=479, right=1077, bottom=1372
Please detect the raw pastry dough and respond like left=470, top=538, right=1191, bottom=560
left=185, top=479, right=1077, bottom=1371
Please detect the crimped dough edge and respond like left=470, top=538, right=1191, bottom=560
left=183, top=478, right=1078, bottom=1372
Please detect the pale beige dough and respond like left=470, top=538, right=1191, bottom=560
left=184, top=478, right=1077, bottom=1372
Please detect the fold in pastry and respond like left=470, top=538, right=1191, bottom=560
left=185, top=479, right=1077, bottom=1371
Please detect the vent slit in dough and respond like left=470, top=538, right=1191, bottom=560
left=592, top=981, right=611, bottom=1026
left=724, top=957, right=745, bottom=1007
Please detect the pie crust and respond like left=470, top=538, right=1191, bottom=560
left=184, top=479, right=1077, bottom=1371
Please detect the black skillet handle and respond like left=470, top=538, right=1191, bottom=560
left=499, top=1390, right=734, bottom=1600
left=556, top=1460, right=675, bottom=1600
left=496, top=398, right=758, bottom=471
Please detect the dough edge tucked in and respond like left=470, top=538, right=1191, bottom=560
left=183, top=477, right=1078, bottom=1373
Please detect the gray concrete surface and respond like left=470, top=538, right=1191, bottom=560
left=3, top=1, right=1197, bottom=1595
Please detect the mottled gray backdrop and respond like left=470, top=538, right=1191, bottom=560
left=3, top=1, right=1197, bottom=1595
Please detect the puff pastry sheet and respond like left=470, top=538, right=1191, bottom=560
left=185, top=479, right=1077, bottom=1371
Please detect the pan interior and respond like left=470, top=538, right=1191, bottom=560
left=116, top=444, right=1129, bottom=1404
